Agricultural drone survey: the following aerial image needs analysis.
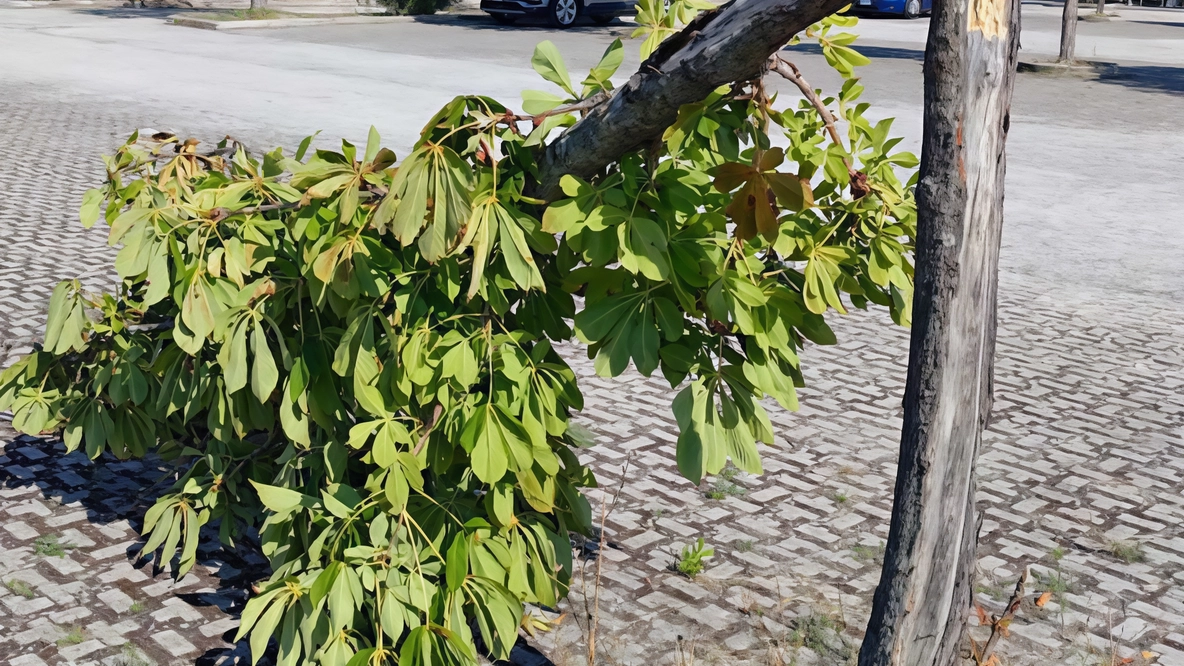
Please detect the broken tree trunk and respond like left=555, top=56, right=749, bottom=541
left=857, top=0, right=1020, bottom=662
left=530, top=0, right=850, bottom=201
left=1060, top=0, right=1079, bottom=61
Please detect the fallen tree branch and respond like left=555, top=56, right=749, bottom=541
left=529, top=0, right=851, bottom=201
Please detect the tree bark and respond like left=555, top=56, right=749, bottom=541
left=530, top=0, right=850, bottom=201
left=1060, top=0, right=1078, bottom=61
left=1095, top=0, right=1105, bottom=17
left=857, top=0, right=1019, bottom=661
left=251, top=0, right=268, bottom=9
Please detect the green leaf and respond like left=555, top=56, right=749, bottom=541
left=618, top=217, right=669, bottom=280
left=80, top=188, right=104, bottom=228
left=446, top=533, right=469, bottom=592
left=251, top=481, right=316, bottom=515
left=468, top=406, right=509, bottom=484
left=250, top=320, right=279, bottom=402
left=574, top=292, right=642, bottom=343
left=499, top=208, right=546, bottom=292
left=520, top=89, right=567, bottom=116
left=364, top=126, right=382, bottom=164
left=582, top=38, right=624, bottom=93
left=250, top=595, right=286, bottom=665
left=530, top=40, right=575, bottom=97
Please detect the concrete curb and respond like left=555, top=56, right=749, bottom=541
left=1017, top=59, right=1115, bottom=76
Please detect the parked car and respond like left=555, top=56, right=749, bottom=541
left=851, top=0, right=930, bottom=18
left=481, top=0, right=631, bottom=27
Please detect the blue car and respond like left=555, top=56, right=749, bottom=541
left=852, top=0, right=930, bottom=18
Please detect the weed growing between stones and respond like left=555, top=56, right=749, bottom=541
left=850, top=541, right=884, bottom=564
left=5, top=578, right=35, bottom=599
left=33, top=533, right=71, bottom=557
left=114, top=643, right=153, bottom=666
left=705, top=478, right=746, bottom=500
left=1108, top=540, right=1145, bottom=564
left=788, top=611, right=853, bottom=663
left=57, top=625, right=86, bottom=646
left=1033, top=567, right=1076, bottom=597
left=674, top=538, right=715, bottom=579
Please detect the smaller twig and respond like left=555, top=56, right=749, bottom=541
left=411, top=404, right=444, bottom=457
left=207, top=201, right=301, bottom=222
left=126, top=319, right=175, bottom=333
left=768, top=56, right=846, bottom=151
left=587, top=454, right=631, bottom=666
left=978, top=567, right=1028, bottom=665
left=142, top=144, right=238, bottom=164
left=768, top=55, right=867, bottom=192
left=513, top=91, right=611, bottom=124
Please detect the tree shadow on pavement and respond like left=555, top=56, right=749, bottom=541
left=71, top=7, right=179, bottom=19
left=1095, top=62, right=1184, bottom=96
left=412, top=12, right=633, bottom=34
left=782, top=41, right=925, bottom=61
left=0, top=428, right=271, bottom=666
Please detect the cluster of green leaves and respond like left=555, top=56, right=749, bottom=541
left=0, top=9, right=915, bottom=666
left=631, top=0, right=716, bottom=58
left=674, top=538, right=714, bottom=579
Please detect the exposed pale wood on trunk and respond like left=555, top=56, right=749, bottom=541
left=1060, top=0, right=1079, bottom=61
left=857, top=0, right=1020, bottom=661
left=529, top=0, right=850, bottom=201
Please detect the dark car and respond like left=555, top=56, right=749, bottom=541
left=481, top=0, right=631, bottom=27
left=851, top=0, right=930, bottom=18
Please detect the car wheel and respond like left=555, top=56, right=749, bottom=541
left=489, top=12, right=518, bottom=24
left=903, top=0, right=921, bottom=18
left=547, top=0, right=579, bottom=27
left=590, top=13, right=614, bottom=24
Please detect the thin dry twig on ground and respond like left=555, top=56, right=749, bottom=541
left=972, top=566, right=1028, bottom=666
left=585, top=454, right=632, bottom=666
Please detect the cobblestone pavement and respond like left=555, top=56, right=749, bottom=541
left=3, top=21, right=1184, bottom=666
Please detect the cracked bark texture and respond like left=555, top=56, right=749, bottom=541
left=530, top=0, right=850, bottom=201
left=857, top=0, right=1021, bottom=663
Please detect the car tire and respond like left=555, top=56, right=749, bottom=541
left=490, top=12, right=518, bottom=24
left=903, top=0, right=921, bottom=18
left=590, top=13, right=614, bottom=24
left=547, top=0, right=579, bottom=27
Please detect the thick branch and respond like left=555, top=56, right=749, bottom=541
left=530, top=0, right=851, bottom=201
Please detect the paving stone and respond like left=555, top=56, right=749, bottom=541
left=3, top=521, right=39, bottom=541
left=58, top=638, right=107, bottom=661
left=151, top=629, right=198, bottom=657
